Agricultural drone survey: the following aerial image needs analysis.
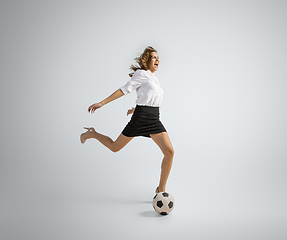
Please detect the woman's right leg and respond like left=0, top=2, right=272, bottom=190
left=150, top=132, right=174, bottom=193
left=81, top=128, right=133, bottom=152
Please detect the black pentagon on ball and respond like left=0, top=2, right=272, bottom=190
left=157, top=200, right=164, bottom=208
left=160, top=212, right=168, bottom=215
left=153, top=194, right=158, bottom=199
left=162, top=192, right=169, bottom=197
left=168, top=201, right=173, bottom=208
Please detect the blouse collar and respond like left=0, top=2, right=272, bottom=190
left=147, top=69, right=155, bottom=75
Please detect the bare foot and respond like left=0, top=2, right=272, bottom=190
left=155, top=187, right=165, bottom=193
left=80, top=127, right=96, bottom=144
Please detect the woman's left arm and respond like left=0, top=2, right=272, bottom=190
left=88, top=89, right=124, bottom=113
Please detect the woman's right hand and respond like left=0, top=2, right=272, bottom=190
left=88, top=102, right=103, bottom=113
left=127, top=107, right=135, bottom=116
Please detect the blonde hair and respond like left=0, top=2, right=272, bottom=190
left=129, top=46, right=157, bottom=77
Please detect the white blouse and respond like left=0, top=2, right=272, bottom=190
left=120, top=69, right=163, bottom=107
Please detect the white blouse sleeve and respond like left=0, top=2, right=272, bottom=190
left=120, top=70, right=142, bottom=95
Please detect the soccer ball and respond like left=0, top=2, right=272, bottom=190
left=153, top=192, right=174, bottom=215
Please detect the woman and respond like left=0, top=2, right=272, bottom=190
left=80, top=46, right=174, bottom=194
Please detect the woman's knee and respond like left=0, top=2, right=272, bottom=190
left=111, top=144, right=121, bottom=153
left=164, top=147, right=174, bottom=158
left=110, top=134, right=133, bottom=153
left=110, top=142, right=126, bottom=153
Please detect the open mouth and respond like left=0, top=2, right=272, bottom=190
left=154, top=63, right=158, bottom=68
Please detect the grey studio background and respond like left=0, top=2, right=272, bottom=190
left=0, top=0, right=287, bottom=239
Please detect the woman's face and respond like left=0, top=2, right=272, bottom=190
left=148, top=52, right=160, bottom=73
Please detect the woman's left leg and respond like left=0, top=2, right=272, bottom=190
left=80, top=127, right=133, bottom=152
left=150, top=132, right=174, bottom=193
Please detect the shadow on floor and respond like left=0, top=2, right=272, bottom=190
left=140, top=211, right=165, bottom=218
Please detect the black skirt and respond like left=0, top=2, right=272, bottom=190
left=122, top=105, right=167, bottom=138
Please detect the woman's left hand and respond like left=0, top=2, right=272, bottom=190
left=88, top=102, right=102, bottom=113
left=127, top=107, right=135, bottom=116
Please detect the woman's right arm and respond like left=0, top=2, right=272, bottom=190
left=88, top=89, right=124, bottom=113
